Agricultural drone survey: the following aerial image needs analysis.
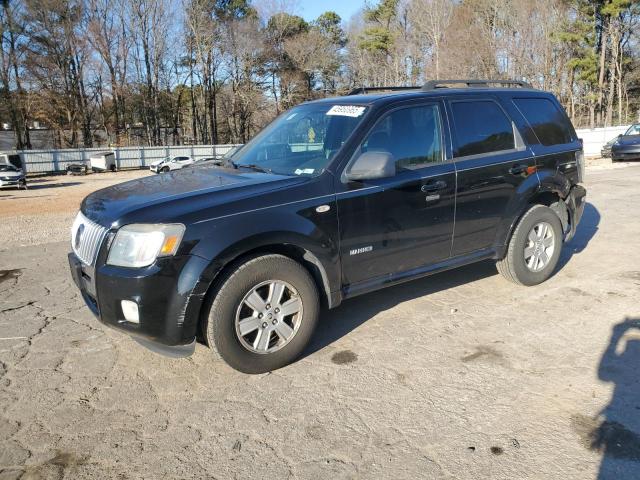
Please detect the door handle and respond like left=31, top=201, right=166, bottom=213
left=421, top=180, right=447, bottom=193
left=509, top=164, right=526, bottom=175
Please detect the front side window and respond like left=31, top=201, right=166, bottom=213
left=232, top=103, right=368, bottom=176
left=450, top=100, right=515, bottom=157
left=358, top=104, right=443, bottom=171
left=513, top=97, right=574, bottom=145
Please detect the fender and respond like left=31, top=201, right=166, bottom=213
left=492, top=171, right=541, bottom=250
left=495, top=166, right=577, bottom=254
left=176, top=199, right=342, bottom=340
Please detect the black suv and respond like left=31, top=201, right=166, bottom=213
left=68, top=79, right=586, bottom=373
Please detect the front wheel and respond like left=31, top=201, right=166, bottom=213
left=497, top=205, right=563, bottom=286
left=203, top=254, right=319, bottom=374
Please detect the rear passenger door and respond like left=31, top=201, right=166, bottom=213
left=447, top=96, right=536, bottom=256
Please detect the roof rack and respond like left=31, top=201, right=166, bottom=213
left=421, top=79, right=532, bottom=90
left=347, top=86, right=420, bottom=96
left=346, top=79, right=532, bottom=96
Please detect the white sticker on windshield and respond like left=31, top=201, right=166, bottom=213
left=326, top=105, right=366, bottom=117
left=294, top=168, right=315, bottom=175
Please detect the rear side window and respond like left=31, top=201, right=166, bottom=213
left=450, top=100, right=515, bottom=157
left=513, top=97, right=574, bottom=146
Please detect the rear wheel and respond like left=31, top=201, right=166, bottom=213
left=497, top=205, right=563, bottom=286
left=203, top=254, right=319, bottom=374
left=18, top=179, right=27, bottom=190
left=161, top=166, right=170, bottom=173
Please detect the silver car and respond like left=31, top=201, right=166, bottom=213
left=0, top=164, right=27, bottom=189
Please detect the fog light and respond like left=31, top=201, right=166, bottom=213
left=121, top=300, right=140, bottom=323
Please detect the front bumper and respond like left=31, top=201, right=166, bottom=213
left=68, top=251, right=211, bottom=357
left=0, top=178, right=23, bottom=187
left=611, top=145, right=640, bottom=161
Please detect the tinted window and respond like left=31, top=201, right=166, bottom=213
left=513, top=97, right=574, bottom=145
left=451, top=100, right=515, bottom=157
left=360, top=104, right=443, bottom=170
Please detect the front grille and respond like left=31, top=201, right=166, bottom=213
left=71, top=211, right=108, bottom=266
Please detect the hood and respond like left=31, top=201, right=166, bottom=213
left=150, top=158, right=168, bottom=166
left=617, top=135, right=640, bottom=146
left=81, top=164, right=308, bottom=226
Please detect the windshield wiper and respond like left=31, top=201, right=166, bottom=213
left=235, top=163, right=273, bottom=174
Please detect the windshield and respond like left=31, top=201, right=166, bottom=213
left=232, top=103, right=368, bottom=176
left=624, top=124, right=640, bottom=136
left=0, top=164, right=17, bottom=172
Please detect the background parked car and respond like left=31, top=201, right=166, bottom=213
left=150, top=155, right=194, bottom=173
left=66, top=163, right=89, bottom=175
left=611, top=123, right=640, bottom=161
left=0, top=163, right=27, bottom=189
left=601, top=137, right=616, bottom=157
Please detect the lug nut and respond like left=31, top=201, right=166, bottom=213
left=261, top=322, right=268, bottom=328
left=258, top=313, right=263, bottom=319
left=272, top=319, right=277, bottom=325
left=266, top=304, right=271, bottom=310
left=274, top=308, right=280, bottom=313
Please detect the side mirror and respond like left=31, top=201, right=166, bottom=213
left=345, top=151, right=396, bottom=181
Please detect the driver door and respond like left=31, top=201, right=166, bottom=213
left=336, top=102, right=456, bottom=287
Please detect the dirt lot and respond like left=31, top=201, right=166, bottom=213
left=0, top=170, right=151, bottom=250
left=1, top=162, right=639, bottom=479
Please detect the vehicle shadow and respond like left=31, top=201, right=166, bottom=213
left=24, top=182, right=83, bottom=190
left=303, top=260, right=498, bottom=358
left=573, top=318, right=640, bottom=479
left=558, top=202, right=600, bottom=269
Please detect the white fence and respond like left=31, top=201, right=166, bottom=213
left=575, top=125, right=630, bottom=157
left=11, top=126, right=633, bottom=173
left=18, top=144, right=241, bottom=174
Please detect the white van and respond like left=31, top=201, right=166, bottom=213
left=89, top=152, right=116, bottom=172
left=0, top=152, right=24, bottom=171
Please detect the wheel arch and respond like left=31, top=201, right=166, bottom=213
left=496, top=184, right=568, bottom=259
left=193, top=236, right=340, bottom=345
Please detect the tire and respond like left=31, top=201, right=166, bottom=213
left=161, top=166, right=170, bottom=173
left=497, top=205, right=563, bottom=286
left=203, top=254, right=319, bottom=374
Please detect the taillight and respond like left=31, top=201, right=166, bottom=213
left=575, top=149, right=585, bottom=183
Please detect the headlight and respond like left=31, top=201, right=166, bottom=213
left=107, top=223, right=185, bottom=268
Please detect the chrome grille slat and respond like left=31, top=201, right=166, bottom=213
left=71, top=212, right=108, bottom=266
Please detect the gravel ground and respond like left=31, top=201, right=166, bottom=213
left=0, top=170, right=150, bottom=251
left=0, top=161, right=639, bottom=479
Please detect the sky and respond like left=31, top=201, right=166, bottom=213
left=295, top=0, right=364, bottom=22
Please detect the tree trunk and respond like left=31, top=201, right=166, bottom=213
left=596, top=17, right=610, bottom=127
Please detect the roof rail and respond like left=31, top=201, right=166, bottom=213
left=421, top=79, right=532, bottom=90
left=346, top=79, right=533, bottom=96
left=347, top=86, right=420, bottom=96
